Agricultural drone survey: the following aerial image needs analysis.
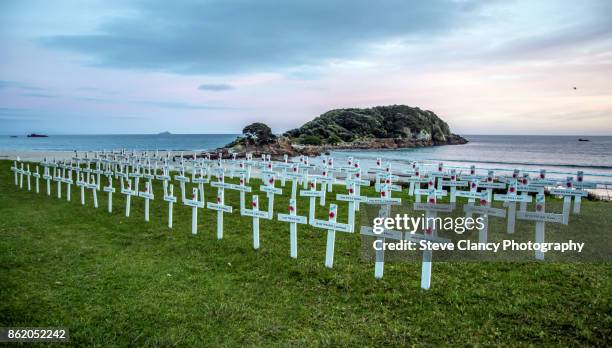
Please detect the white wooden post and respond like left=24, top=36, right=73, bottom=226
left=77, top=172, right=86, bottom=205
left=574, top=171, right=585, bottom=214
left=12, top=160, right=19, bottom=185
left=277, top=199, right=308, bottom=258
left=25, top=164, right=31, bottom=191
left=103, top=176, right=115, bottom=213
left=185, top=187, right=204, bottom=235
left=209, top=173, right=233, bottom=239
left=64, top=169, right=73, bottom=202
left=33, top=166, right=40, bottom=193
left=300, top=178, right=323, bottom=222
left=360, top=206, right=403, bottom=279
left=121, top=178, right=135, bottom=217
left=19, top=163, right=24, bottom=189
left=164, top=184, right=177, bottom=228
left=550, top=177, right=587, bottom=224
left=463, top=198, right=506, bottom=243
left=494, top=181, right=532, bottom=234
left=336, top=183, right=367, bottom=232
left=517, top=193, right=566, bottom=260
left=310, top=204, right=351, bottom=268
left=87, top=176, right=98, bottom=208
left=139, top=181, right=154, bottom=221
left=55, top=167, right=62, bottom=199
left=286, top=165, right=302, bottom=200
left=43, top=164, right=52, bottom=196
left=174, top=167, right=190, bottom=203
left=242, top=195, right=269, bottom=250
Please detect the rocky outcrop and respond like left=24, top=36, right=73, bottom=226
left=218, top=105, right=467, bottom=159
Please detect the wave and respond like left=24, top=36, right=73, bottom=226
left=409, top=158, right=612, bottom=170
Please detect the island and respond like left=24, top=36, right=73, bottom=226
left=218, top=105, right=467, bottom=159
left=27, top=133, right=48, bottom=138
left=158, top=131, right=172, bottom=135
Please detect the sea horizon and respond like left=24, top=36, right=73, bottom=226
left=2, top=134, right=611, bottom=183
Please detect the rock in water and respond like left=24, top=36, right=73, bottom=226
left=220, top=105, right=467, bottom=159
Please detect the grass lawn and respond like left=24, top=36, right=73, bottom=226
left=1, top=160, right=610, bottom=346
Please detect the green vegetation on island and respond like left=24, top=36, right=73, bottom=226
left=223, top=105, right=467, bottom=158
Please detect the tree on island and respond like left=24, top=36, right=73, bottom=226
left=242, top=122, right=276, bottom=145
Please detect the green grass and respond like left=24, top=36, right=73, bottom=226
left=1, top=160, right=610, bottom=346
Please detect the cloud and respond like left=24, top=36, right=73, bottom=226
left=75, top=87, right=119, bottom=95
left=0, top=80, right=47, bottom=91
left=198, top=83, right=234, bottom=91
left=70, top=95, right=242, bottom=110
left=20, top=92, right=58, bottom=98
left=137, top=100, right=242, bottom=110
left=38, top=0, right=481, bottom=74
left=0, top=107, right=43, bottom=121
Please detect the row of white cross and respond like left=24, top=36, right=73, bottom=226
left=9, top=153, right=595, bottom=290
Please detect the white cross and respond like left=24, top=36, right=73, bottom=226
left=25, top=164, right=32, bottom=191
left=346, top=171, right=369, bottom=211
left=414, top=179, right=448, bottom=204
left=517, top=175, right=542, bottom=212
left=208, top=173, right=234, bottom=239
left=138, top=180, right=154, bottom=221
left=230, top=174, right=252, bottom=212
left=174, top=166, right=190, bottom=202
left=184, top=187, right=204, bottom=234
left=310, top=204, right=352, bottom=268
left=62, top=167, right=74, bottom=202
left=360, top=205, right=404, bottom=279
left=571, top=171, right=596, bottom=214
left=54, top=165, right=63, bottom=199
left=241, top=195, right=269, bottom=250
left=493, top=180, right=532, bottom=234
left=549, top=177, right=588, bottom=224
left=76, top=171, right=88, bottom=204
left=32, top=166, right=40, bottom=193
left=86, top=176, right=99, bottom=208
left=277, top=198, right=308, bottom=258
left=299, top=178, right=323, bottom=222
left=103, top=176, right=116, bottom=213
left=120, top=177, right=137, bottom=217
left=163, top=184, right=177, bottom=228
left=285, top=165, right=304, bottom=200
left=463, top=197, right=506, bottom=243
left=517, top=193, right=566, bottom=260
left=336, top=183, right=368, bottom=232
left=438, top=170, right=468, bottom=203
left=11, top=160, right=19, bottom=186
left=411, top=200, right=454, bottom=290
left=259, top=174, right=282, bottom=219
left=42, top=162, right=52, bottom=196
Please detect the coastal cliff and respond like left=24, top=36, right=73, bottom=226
left=219, top=105, right=467, bottom=158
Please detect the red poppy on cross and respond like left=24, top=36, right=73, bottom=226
left=329, top=211, right=335, bottom=218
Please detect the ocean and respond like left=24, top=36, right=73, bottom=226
left=1, top=134, right=611, bottom=183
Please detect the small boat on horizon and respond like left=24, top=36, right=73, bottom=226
left=578, top=138, right=590, bottom=142
left=27, top=133, right=48, bottom=138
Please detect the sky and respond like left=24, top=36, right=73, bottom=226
left=0, top=0, right=611, bottom=135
